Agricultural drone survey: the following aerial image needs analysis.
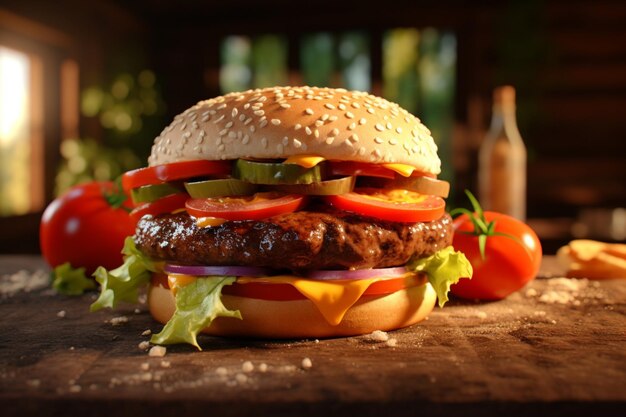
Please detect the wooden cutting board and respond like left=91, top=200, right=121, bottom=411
left=0, top=256, right=625, bottom=416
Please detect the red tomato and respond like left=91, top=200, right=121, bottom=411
left=130, top=193, right=189, bottom=223
left=326, top=188, right=445, bottom=223
left=185, top=193, right=306, bottom=221
left=451, top=211, right=542, bottom=300
left=122, top=160, right=232, bottom=192
left=40, top=182, right=136, bottom=274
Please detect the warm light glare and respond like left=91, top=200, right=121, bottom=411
left=0, top=46, right=29, bottom=145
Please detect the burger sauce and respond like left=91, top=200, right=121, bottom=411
left=478, top=86, right=527, bottom=221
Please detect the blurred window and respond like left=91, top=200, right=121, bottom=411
left=0, top=45, right=43, bottom=216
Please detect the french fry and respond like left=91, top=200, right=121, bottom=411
left=558, top=239, right=626, bottom=280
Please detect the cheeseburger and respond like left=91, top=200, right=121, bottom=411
left=91, top=86, right=471, bottom=349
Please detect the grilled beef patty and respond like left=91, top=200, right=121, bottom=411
left=135, top=207, right=452, bottom=271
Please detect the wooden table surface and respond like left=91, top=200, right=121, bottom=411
left=1, top=255, right=625, bottom=417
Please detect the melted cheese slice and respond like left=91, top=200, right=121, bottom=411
left=167, top=274, right=398, bottom=326
left=283, top=154, right=326, bottom=168
left=382, top=163, right=415, bottom=177
left=237, top=276, right=377, bottom=325
left=196, top=217, right=228, bottom=228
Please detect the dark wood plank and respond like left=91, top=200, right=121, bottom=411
left=1, top=256, right=625, bottom=416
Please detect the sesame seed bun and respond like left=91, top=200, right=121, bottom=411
left=148, top=86, right=441, bottom=175
left=148, top=280, right=437, bottom=339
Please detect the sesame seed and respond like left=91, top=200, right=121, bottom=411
left=374, top=137, right=384, bottom=144
left=239, top=114, right=246, bottom=122
left=325, top=103, right=335, bottom=110
left=217, top=103, right=227, bottom=110
left=375, top=123, right=385, bottom=131
left=218, top=129, right=228, bottom=136
left=280, top=103, right=291, bottom=109
left=350, top=133, right=359, bottom=142
left=358, top=147, right=366, bottom=156
left=305, top=126, right=312, bottom=135
left=261, top=137, right=268, bottom=148
left=315, top=120, right=324, bottom=127
left=293, top=139, right=302, bottom=148
left=348, top=122, right=356, bottom=130
left=214, top=114, right=225, bottom=124
left=314, top=129, right=320, bottom=138
left=359, top=118, right=366, bottom=125
left=389, top=138, right=398, bottom=145
left=271, top=119, right=281, bottom=126
left=218, top=144, right=225, bottom=151
left=294, top=123, right=302, bottom=130
left=338, top=103, right=346, bottom=110
left=351, top=102, right=361, bottom=109
left=367, top=108, right=375, bottom=114
left=231, top=108, right=238, bottom=118
left=225, top=121, right=233, bottom=129
left=282, top=136, right=289, bottom=146
left=326, top=137, right=335, bottom=144
left=259, top=119, right=268, bottom=128
left=345, top=111, right=355, bottom=119
left=258, top=95, right=267, bottom=102
left=331, top=128, right=340, bottom=136
left=244, top=117, right=252, bottom=125
left=254, top=110, right=265, bottom=117
left=329, top=115, right=338, bottom=122
left=201, top=115, right=210, bottom=122
left=396, top=127, right=402, bottom=134
left=321, top=114, right=329, bottom=121
left=386, top=122, right=393, bottom=129
left=305, top=108, right=314, bottom=115
left=249, top=125, right=256, bottom=133
left=228, top=131, right=237, bottom=139
left=242, top=134, right=250, bottom=144
left=243, top=103, right=250, bottom=110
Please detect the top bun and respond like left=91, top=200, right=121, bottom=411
left=148, top=86, right=441, bottom=175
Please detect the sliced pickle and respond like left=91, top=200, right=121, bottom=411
left=130, top=183, right=183, bottom=204
left=270, top=176, right=355, bottom=195
left=184, top=178, right=258, bottom=198
left=233, top=159, right=324, bottom=185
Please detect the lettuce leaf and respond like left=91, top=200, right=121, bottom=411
left=90, top=237, right=162, bottom=312
left=407, top=246, right=473, bottom=307
left=150, top=277, right=241, bottom=350
left=51, top=262, right=96, bottom=295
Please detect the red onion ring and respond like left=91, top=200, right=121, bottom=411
left=306, top=266, right=407, bottom=281
left=164, top=264, right=273, bottom=277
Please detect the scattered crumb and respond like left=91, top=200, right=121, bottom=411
left=258, top=363, right=268, bottom=373
left=69, top=384, right=82, bottom=393
left=314, top=339, right=320, bottom=343
left=301, top=357, right=313, bottom=369
left=160, top=360, right=171, bottom=368
left=89, top=384, right=98, bottom=390
left=141, top=329, right=152, bottom=336
left=138, top=341, right=151, bottom=351
left=27, top=379, right=41, bottom=388
left=134, top=308, right=142, bottom=314
left=140, top=363, right=150, bottom=371
left=140, top=372, right=152, bottom=382
left=475, top=311, right=488, bottom=319
left=215, top=367, right=228, bottom=376
left=235, top=373, right=248, bottom=384
left=242, top=361, right=254, bottom=373
left=110, top=316, right=129, bottom=326
left=0, top=269, right=49, bottom=297
left=56, top=310, right=66, bottom=318
left=386, top=338, right=398, bottom=347
left=525, top=288, right=538, bottom=297
left=148, top=346, right=167, bottom=357
left=69, top=346, right=75, bottom=351
left=367, top=330, right=389, bottom=342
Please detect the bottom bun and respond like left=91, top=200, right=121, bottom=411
left=148, top=281, right=436, bottom=339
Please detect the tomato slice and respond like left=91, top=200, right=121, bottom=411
left=153, top=274, right=420, bottom=301
left=185, top=192, right=306, bottom=221
left=326, top=188, right=445, bottom=222
left=130, top=193, right=188, bottom=222
left=122, top=160, right=232, bottom=192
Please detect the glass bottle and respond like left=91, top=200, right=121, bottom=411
left=478, top=86, right=527, bottom=220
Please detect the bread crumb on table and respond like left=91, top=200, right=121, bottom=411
left=149, top=346, right=167, bottom=357
left=301, top=357, right=313, bottom=369
left=138, top=341, right=151, bottom=350
left=242, top=361, right=254, bottom=373
left=367, top=330, right=389, bottom=342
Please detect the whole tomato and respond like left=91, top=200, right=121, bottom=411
left=40, top=181, right=136, bottom=275
left=450, top=195, right=542, bottom=300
